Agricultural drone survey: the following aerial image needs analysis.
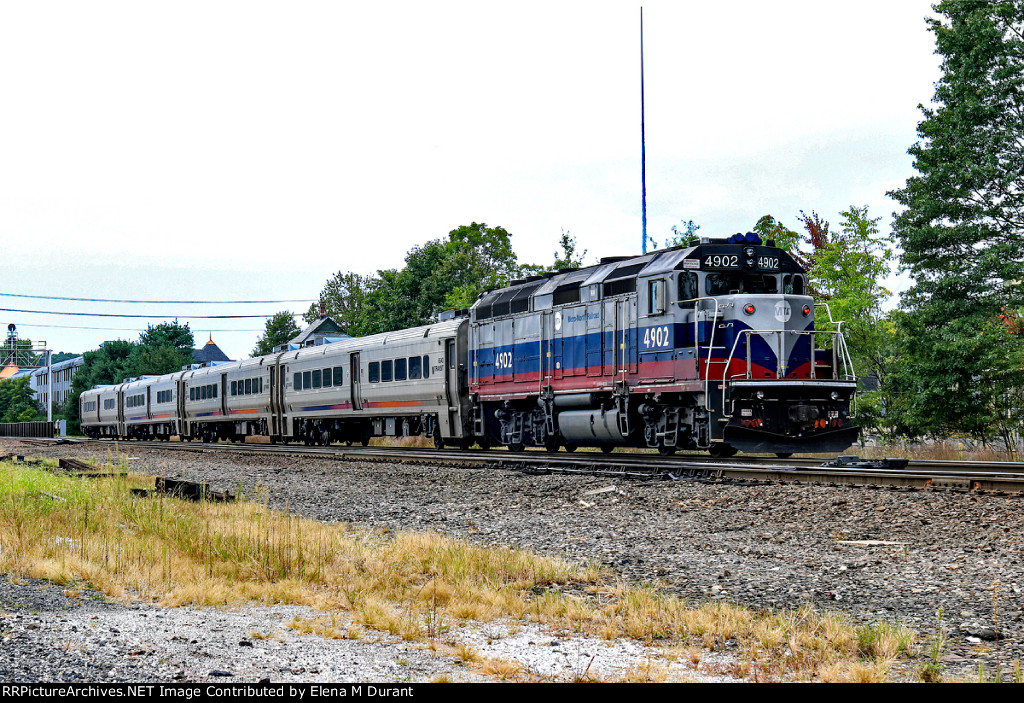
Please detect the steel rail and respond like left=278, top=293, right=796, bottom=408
left=19, top=437, right=1024, bottom=494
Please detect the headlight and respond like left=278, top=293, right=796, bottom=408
left=743, top=304, right=756, bottom=315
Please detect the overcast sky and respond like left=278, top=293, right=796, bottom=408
left=0, top=1, right=941, bottom=361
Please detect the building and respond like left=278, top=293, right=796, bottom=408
left=29, top=356, right=84, bottom=411
left=192, top=336, right=231, bottom=365
left=278, top=316, right=349, bottom=351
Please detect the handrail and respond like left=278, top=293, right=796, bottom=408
left=719, top=328, right=858, bottom=415
left=673, top=296, right=722, bottom=411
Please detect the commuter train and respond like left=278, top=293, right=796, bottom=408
left=81, top=234, right=860, bottom=456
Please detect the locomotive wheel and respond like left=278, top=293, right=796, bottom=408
left=507, top=441, right=525, bottom=452
left=775, top=452, right=793, bottom=459
left=544, top=436, right=560, bottom=453
left=476, top=437, right=492, bottom=450
left=563, top=443, right=577, bottom=453
left=361, top=435, right=370, bottom=447
left=709, top=443, right=738, bottom=458
left=601, top=445, right=615, bottom=454
left=658, top=445, right=676, bottom=456
left=432, top=429, right=445, bottom=450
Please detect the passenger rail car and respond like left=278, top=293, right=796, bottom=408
left=81, top=319, right=471, bottom=447
left=470, top=233, right=859, bottom=456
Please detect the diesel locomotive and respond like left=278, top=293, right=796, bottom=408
left=81, top=234, right=859, bottom=456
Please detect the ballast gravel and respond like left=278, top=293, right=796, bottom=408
left=4, top=439, right=1024, bottom=682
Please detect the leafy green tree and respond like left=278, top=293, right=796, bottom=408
left=0, top=377, right=41, bottom=422
left=139, top=322, right=194, bottom=351
left=809, top=207, right=897, bottom=436
left=308, top=222, right=529, bottom=335
left=64, top=324, right=195, bottom=433
left=810, top=207, right=893, bottom=352
left=253, top=311, right=302, bottom=357
left=552, top=229, right=588, bottom=270
left=752, top=214, right=803, bottom=256
left=305, top=272, right=374, bottom=335
left=663, top=219, right=701, bottom=248
left=887, top=0, right=1024, bottom=449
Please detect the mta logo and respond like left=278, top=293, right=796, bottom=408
left=774, top=301, right=792, bottom=322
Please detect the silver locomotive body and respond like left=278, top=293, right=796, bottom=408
left=470, top=235, right=859, bottom=455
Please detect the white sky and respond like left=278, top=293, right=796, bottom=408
left=0, top=0, right=941, bottom=361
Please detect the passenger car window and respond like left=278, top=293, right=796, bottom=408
left=382, top=360, right=393, bottom=382
left=368, top=362, right=380, bottom=383
left=294, top=373, right=301, bottom=390
left=312, top=370, right=321, bottom=389
left=323, top=368, right=332, bottom=386
left=303, top=371, right=311, bottom=390
left=409, top=356, right=421, bottom=379
left=395, top=358, right=407, bottom=381
left=334, top=366, right=344, bottom=386
left=423, top=356, right=429, bottom=379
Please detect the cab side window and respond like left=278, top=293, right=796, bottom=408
left=648, top=279, right=666, bottom=315
left=677, top=272, right=698, bottom=308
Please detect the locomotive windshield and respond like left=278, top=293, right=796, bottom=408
left=705, top=273, right=779, bottom=295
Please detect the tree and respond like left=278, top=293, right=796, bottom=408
left=810, top=207, right=897, bottom=436
left=752, top=215, right=803, bottom=259
left=64, top=324, right=195, bottom=433
left=139, top=322, right=194, bottom=351
left=0, top=377, right=41, bottom=422
left=253, top=311, right=302, bottom=357
left=663, top=219, right=701, bottom=248
left=887, top=0, right=1024, bottom=449
left=552, top=229, right=587, bottom=270
left=308, top=222, right=530, bottom=336
left=305, top=272, right=374, bottom=335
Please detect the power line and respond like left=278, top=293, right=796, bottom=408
left=10, top=322, right=263, bottom=333
left=2, top=293, right=312, bottom=305
left=0, top=292, right=315, bottom=305
left=0, top=292, right=313, bottom=302
left=0, top=307, right=275, bottom=319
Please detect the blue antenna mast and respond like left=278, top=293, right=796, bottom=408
left=640, top=7, right=648, bottom=254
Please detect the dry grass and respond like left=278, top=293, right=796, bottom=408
left=477, top=657, right=526, bottom=681
left=0, top=457, right=922, bottom=682
left=852, top=441, right=1017, bottom=462
left=367, top=435, right=435, bottom=449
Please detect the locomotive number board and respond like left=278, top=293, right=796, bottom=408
left=690, top=246, right=796, bottom=272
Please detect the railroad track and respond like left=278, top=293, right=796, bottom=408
left=13, top=436, right=1024, bottom=494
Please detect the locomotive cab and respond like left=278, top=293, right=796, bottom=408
left=678, top=235, right=859, bottom=454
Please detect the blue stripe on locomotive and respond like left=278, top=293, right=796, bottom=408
left=472, top=321, right=816, bottom=379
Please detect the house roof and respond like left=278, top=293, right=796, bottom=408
left=192, top=336, right=231, bottom=364
left=289, top=316, right=349, bottom=347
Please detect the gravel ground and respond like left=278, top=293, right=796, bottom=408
left=5, top=438, right=1024, bottom=681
